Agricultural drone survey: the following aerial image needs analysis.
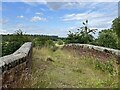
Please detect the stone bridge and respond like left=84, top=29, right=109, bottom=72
left=0, top=42, right=120, bottom=88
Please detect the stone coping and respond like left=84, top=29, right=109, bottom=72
left=0, top=42, right=32, bottom=73
left=65, top=44, right=120, bottom=56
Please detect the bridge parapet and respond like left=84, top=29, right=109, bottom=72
left=64, top=44, right=120, bottom=56
left=0, top=42, right=32, bottom=88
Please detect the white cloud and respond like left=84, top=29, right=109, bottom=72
left=16, top=23, right=24, bottom=28
left=22, top=0, right=47, bottom=6
left=62, top=12, right=115, bottom=29
left=30, top=16, right=46, bottom=22
left=62, top=12, right=104, bottom=21
left=17, top=15, right=24, bottom=19
left=40, top=8, right=46, bottom=12
left=61, top=2, right=117, bottom=29
left=35, top=12, right=43, bottom=15
left=0, top=29, right=10, bottom=34
left=62, top=2, right=97, bottom=10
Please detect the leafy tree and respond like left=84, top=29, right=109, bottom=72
left=66, top=31, right=79, bottom=43
left=66, top=20, right=97, bottom=44
left=14, top=29, right=23, bottom=35
left=2, top=29, right=60, bottom=56
left=2, top=40, right=22, bottom=56
left=2, top=30, right=30, bottom=56
left=96, top=29, right=117, bottom=49
left=112, top=17, right=120, bottom=49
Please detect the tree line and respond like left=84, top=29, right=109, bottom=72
left=1, top=30, right=60, bottom=56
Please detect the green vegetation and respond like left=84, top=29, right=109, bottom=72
left=112, top=16, right=120, bottom=49
left=1, top=29, right=60, bottom=56
left=95, top=29, right=118, bottom=49
left=31, top=47, right=118, bottom=88
left=66, top=18, right=120, bottom=50
left=66, top=20, right=96, bottom=44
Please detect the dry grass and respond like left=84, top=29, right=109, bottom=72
left=31, top=47, right=119, bottom=88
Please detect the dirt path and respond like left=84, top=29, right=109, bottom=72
left=31, top=47, right=118, bottom=88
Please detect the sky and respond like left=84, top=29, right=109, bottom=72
left=0, top=1, right=119, bottom=37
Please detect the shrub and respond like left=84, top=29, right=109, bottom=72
left=2, top=41, right=22, bottom=56
left=57, top=39, right=64, bottom=45
left=45, top=40, right=58, bottom=52
left=96, top=29, right=118, bottom=49
left=33, top=38, right=46, bottom=48
left=45, top=40, right=55, bottom=47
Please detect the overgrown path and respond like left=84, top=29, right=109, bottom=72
left=31, top=47, right=118, bottom=88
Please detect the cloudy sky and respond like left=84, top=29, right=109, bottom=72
left=0, top=1, right=119, bottom=37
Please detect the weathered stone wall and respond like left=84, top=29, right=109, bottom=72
left=64, top=44, right=120, bottom=64
left=64, top=44, right=120, bottom=56
left=0, top=42, right=32, bottom=88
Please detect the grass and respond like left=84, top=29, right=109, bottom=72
left=31, top=47, right=119, bottom=88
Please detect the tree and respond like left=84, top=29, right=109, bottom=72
left=66, top=20, right=97, bottom=44
left=66, top=31, right=79, bottom=43
left=2, top=30, right=30, bottom=56
left=14, top=29, right=23, bottom=35
left=112, top=17, right=120, bottom=49
left=79, top=20, right=97, bottom=43
left=96, top=29, right=117, bottom=49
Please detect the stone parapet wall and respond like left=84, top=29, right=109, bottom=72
left=64, top=44, right=120, bottom=56
left=0, top=42, right=32, bottom=88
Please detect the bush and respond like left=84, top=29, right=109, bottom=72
left=33, top=38, right=46, bottom=48
left=45, top=40, right=58, bottom=52
left=2, top=41, right=22, bottom=56
left=45, top=40, right=55, bottom=47
left=96, top=29, right=118, bottom=49
left=57, top=39, right=64, bottom=45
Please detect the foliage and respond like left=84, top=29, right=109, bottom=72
left=2, top=30, right=30, bottom=56
left=95, top=29, right=118, bottom=49
left=2, top=30, right=59, bottom=56
left=33, top=37, right=47, bottom=48
left=2, top=41, right=22, bottom=56
left=112, top=17, right=120, bottom=49
left=66, top=18, right=120, bottom=49
left=45, top=40, right=54, bottom=47
left=57, top=39, right=64, bottom=45
left=66, top=20, right=97, bottom=44
left=112, top=17, right=120, bottom=38
left=45, top=40, right=58, bottom=52
left=14, top=29, right=23, bottom=35
left=95, top=59, right=117, bottom=75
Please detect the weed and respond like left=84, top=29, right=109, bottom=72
left=95, top=59, right=118, bottom=75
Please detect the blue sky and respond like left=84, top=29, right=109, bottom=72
left=0, top=1, right=118, bottom=37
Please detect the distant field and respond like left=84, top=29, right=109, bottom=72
left=31, top=47, right=119, bottom=88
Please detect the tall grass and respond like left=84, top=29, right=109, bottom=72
left=31, top=47, right=119, bottom=88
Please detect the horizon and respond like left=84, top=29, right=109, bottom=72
left=0, top=2, right=118, bottom=38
